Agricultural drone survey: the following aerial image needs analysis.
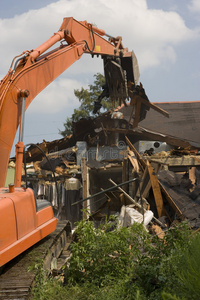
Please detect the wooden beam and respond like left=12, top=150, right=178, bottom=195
left=146, top=156, right=200, bottom=167
left=81, top=157, right=88, bottom=219
left=125, top=136, right=146, bottom=171
left=136, top=166, right=150, bottom=198
left=122, top=157, right=128, bottom=192
left=126, top=137, right=185, bottom=221
left=146, top=160, right=165, bottom=218
left=142, top=180, right=152, bottom=199
left=148, top=102, right=169, bottom=118
left=127, top=151, right=140, bottom=172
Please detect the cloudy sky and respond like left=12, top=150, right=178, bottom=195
left=0, top=0, right=199, bottom=156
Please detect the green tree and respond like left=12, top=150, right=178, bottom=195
left=59, top=73, right=112, bottom=137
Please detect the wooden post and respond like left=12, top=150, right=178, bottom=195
left=81, top=157, right=88, bottom=219
left=122, top=157, right=128, bottom=192
left=136, top=166, right=149, bottom=198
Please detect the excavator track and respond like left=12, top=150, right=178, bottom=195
left=0, top=220, right=72, bottom=299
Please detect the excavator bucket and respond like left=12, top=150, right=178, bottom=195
left=121, top=51, right=140, bottom=86
left=93, top=51, right=140, bottom=113
left=104, top=50, right=140, bottom=100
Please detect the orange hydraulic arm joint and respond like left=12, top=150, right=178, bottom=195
left=27, top=17, right=127, bottom=64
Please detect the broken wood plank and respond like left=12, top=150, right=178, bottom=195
left=189, top=167, right=196, bottom=187
left=147, top=101, right=169, bottom=118
left=146, top=160, right=165, bottom=218
left=146, top=156, right=200, bottom=167
left=126, top=137, right=165, bottom=217
left=136, top=166, right=149, bottom=198
left=142, top=180, right=152, bottom=199
left=127, top=151, right=140, bottom=172
left=151, top=224, right=165, bottom=239
left=125, top=136, right=146, bottom=171
left=129, top=92, right=169, bottom=119
left=125, top=137, right=186, bottom=222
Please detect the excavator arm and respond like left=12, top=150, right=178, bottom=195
left=0, top=17, right=139, bottom=188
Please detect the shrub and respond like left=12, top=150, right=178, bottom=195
left=65, top=219, right=150, bottom=286
left=133, top=222, right=191, bottom=298
left=169, top=232, right=200, bottom=299
left=32, top=219, right=199, bottom=300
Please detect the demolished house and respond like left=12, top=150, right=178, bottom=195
left=9, top=100, right=200, bottom=231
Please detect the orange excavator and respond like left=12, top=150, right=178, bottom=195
left=0, top=17, right=141, bottom=267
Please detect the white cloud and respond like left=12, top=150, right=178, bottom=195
left=189, top=0, right=200, bottom=13
left=1, top=0, right=197, bottom=72
left=27, top=77, right=87, bottom=114
left=0, top=0, right=199, bottom=115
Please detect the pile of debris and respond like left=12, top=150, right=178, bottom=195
left=8, top=102, right=200, bottom=232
